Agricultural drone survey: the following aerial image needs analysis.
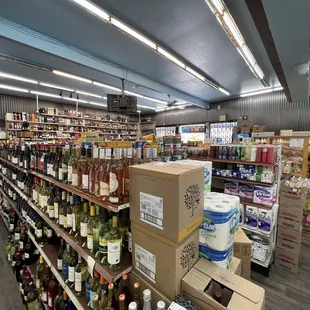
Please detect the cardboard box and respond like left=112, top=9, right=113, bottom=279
left=128, top=270, right=171, bottom=310
left=233, top=227, right=252, bottom=280
left=132, top=222, right=199, bottom=300
left=275, top=245, right=299, bottom=274
left=278, top=216, right=303, bottom=231
left=130, top=162, right=204, bottom=242
left=277, top=226, right=302, bottom=252
left=252, top=125, right=267, bottom=133
left=182, top=259, right=265, bottom=310
left=231, top=257, right=241, bottom=276
left=279, top=184, right=307, bottom=208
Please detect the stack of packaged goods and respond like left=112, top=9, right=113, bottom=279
left=275, top=178, right=307, bottom=273
left=199, top=192, right=239, bottom=270
left=129, top=161, right=204, bottom=301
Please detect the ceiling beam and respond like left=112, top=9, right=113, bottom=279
left=245, top=0, right=292, bottom=102
left=0, top=17, right=209, bottom=108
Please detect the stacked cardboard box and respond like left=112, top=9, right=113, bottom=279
left=130, top=162, right=204, bottom=300
left=275, top=184, right=307, bottom=273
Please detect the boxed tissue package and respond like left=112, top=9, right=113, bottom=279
left=182, top=259, right=265, bottom=310
left=130, top=162, right=204, bottom=243
left=253, top=185, right=274, bottom=206
left=245, top=205, right=258, bottom=229
left=224, top=181, right=239, bottom=195
left=239, top=183, right=254, bottom=199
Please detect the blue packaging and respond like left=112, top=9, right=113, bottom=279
left=199, top=244, right=233, bottom=269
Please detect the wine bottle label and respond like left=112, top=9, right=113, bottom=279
left=82, top=174, right=89, bottom=189
left=63, top=262, right=69, bottom=278
left=54, top=203, right=59, bottom=219
left=49, top=205, right=55, bottom=218
left=19, top=282, right=22, bottom=292
left=41, top=195, right=48, bottom=208
left=19, top=241, right=24, bottom=250
left=32, top=190, right=37, bottom=202
left=128, top=231, right=132, bottom=252
left=107, top=240, right=121, bottom=264
left=47, top=228, right=53, bottom=238
left=57, top=258, right=63, bottom=270
left=67, top=214, right=73, bottom=227
left=36, top=279, right=40, bottom=289
left=90, top=291, right=96, bottom=308
left=99, top=237, right=108, bottom=254
left=24, top=253, right=29, bottom=259
left=68, top=166, right=73, bottom=182
left=72, top=214, right=76, bottom=232
left=42, top=291, right=47, bottom=302
left=87, top=235, right=93, bottom=249
left=72, top=173, right=78, bottom=186
left=59, top=214, right=64, bottom=226
left=48, top=296, right=53, bottom=308
left=62, top=164, right=68, bottom=173
left=9, top=224, right=14, bottom=231
left=37, top=229, right=43, bottom=238
left=75, top=281, right=82, bottom=292
left=100, top=181, right=109, bottom=196
left=58, top=168, right=63, bottom=180
left=34, top=249, right=40, bottom=256
left=81, top=222, right=88, bottom=237
left=109, top=172, right=119, bottom=193
left=12, top=173, right=16, bottom=180
left=14, top=233, right=20, bottom=241
left=63, top=216, right=68, bottom=228
left=69, top=266, right=75, bottom=282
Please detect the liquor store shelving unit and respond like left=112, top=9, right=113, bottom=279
left=0, top=187, right=87, bottom=310
left=5, top=112, right=138, bottom=141
left=0, top=157, right=132, bottom=283
left=191, top=146, right=282, bottom=270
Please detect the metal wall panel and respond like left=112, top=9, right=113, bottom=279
left=149, top=91, right=310, bottom=131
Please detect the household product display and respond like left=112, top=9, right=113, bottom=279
left=179, top=124, right=206, bottom=144
left=210, top=122, right=237, bottom=144
left=155, top=126, right=177, bottom=138
left=162, top=135, right=182, bottom=161
left=249, top=234, right=272, bottom=264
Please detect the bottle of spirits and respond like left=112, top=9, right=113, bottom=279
left=57, top=239, right=65, bottom=272
left=74, top=254, right=87, bottom=296
left=109, top=148, right=124, bottom=204
left=142, top=289, right=152, bottom=310
left=68, top=248, right=78, bottom=289
left=107, top=216, right=122, bottom=271
left=89, top=271, right=100, bottom=309
left=98, top=148, right=109, bottom=201
left=36, top=255, right=45, bottom=290
left=80, top=201, right=89, bottom=247
left=98, top=210, right=109, bottom=265
left=87, top=204, right=96, bottom=252
left=47, top=273, right=59, bottom=309
left=67, top=147, right=76, bottom=186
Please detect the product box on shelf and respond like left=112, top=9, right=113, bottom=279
left=182, top=259, right=265, bottom=310
left=277, top=226, right=302, bottom=252
left=239, top=183, right=254, bottom=199
left=130, top=162, right=204, bottom=243
left=278, top=203, right=304, bottom=225
left=128, top=270, right=171, bottom=310
left=233, top=227, right=252, bottom=280
left=132, top=222, right=199, bottom=300
left=253, top=185, right=275, bottom=206
left=279, top=184, right=307, bottom=208
left=252, top=125, right=267, bottom=133
left=277, top=216, right=303, bottom=231
left=275, top=245, right=299, bottom=274
left=224, top=181, right=239, bottom=196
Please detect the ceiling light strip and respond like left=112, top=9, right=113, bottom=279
left=71, top=0, right=110, bottom=21
left=240, top=86, right=283, bottom=98
left=0, top=72, right=38, bottom=84
left=30, top=91, right=61, bottom=98
left=53, top=70, right=92, bottom=83
left=39, top=82, right=75, bottom=92
left=0, top=84, right=29, bottom=93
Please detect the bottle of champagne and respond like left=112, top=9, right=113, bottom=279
left=142, top=289, right=152, bottom=310
left=107, top=216, right=122, bottom=271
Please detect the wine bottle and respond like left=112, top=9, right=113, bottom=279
left=62, top=243, right=71, bottom=281
left=57, top=239, right=65, bottom=272
left=42, top=265, right=51, bottom=304
left=107, top=216, right=122, bottom=271
left=89, top=271, right=100, bottom=309
left=142, top=289, right=151, bottom=310
left=47, top=273, right=59, bottom=309
left=74, top=254, right=87, bottom=296
left=157, top=301, right=166, bottom=310
left=68, top=248, right=77, bottom=288
left=119, top=294, right=126, bottom=310
left=134, top=282, right=141, bottom=310
left=36, top=255, right=44, bottom=290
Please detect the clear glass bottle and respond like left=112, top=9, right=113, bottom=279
left=142, top=289, right=151, bottom=310
left=107, top=216, right=122, bottom=271
left=109, top=148, right=124, bottom=204
left=67, top=147, right=77, bottom=186
left=98, top=148, right=110, bottom=201
left=80, top=201, right=89, bottom=247
left=89, top=147, right=99, bottom=195
left=87, top=204, right=96, bottom=252
left=98, top=210, right=109, bottom=265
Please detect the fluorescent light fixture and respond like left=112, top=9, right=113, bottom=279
left=210, top=0, right=225, bottom=14
left=124, top=90, right=144, bottom=98
left=143, top=96, right=167, bottom=104
left=88, top=101, right=107, bottom=107
left=222, top=12, right=244, bottom=47
left=76, top=90, right=103, bottom=98
left=0, top=72, right=38, bottom=84
left=30, top=91, right=60, bottom=98
left=185, top=67, right=205, bottom=81
left=137, top=104, right=156, bottom=110
left=205, top=1, right=215, bottom=13
left=93, top=81, right=121, bottom=92
left=253, top=64, right=264, bottom=80
left=240, top=86, right=283, bottom=98
left=175, top=101, right=188, bottom=105
left=111, top=18, right=157, bottom=50
left=241, top=46, right=256, bottom=66
left=39, top=82, right=74, bottom=92
left=71, top=0, right=109, bottom=21
left=102, top=96, right=107, bottom=100
left=155, top=108, right=166, bottom=112
left=62, top=96, right=88, bottom=103
left=53, top=70, right=92, bottom=83
left=157, top=47, right=186, bottom=69
left=0, top=84, right=29, bottom=93
left=137, top=110, right=141, bottom=113
left=219, top=87, right=230, bottom=95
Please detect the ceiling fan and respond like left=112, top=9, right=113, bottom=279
left=167, top=94, right=178, bottom=107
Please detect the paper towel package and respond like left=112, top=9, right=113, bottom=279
left=239, top=183, right=254, bottom=199
left=253, top=185, right=274, bottom=206
left=200, top=192, right=239, bottom=251
left=199, top=244, right=233, bottom=270
left=258, top=208, right=274, bottom=234
left=245, top=205, right=258, bottom=229
left=238, top=204, right=245, bottom=225
left=224, top=181, right=239, bottom=196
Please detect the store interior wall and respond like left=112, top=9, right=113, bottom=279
left=0, top=94, right=138, bottom=127
left=149, top=91, right=310, bottom=132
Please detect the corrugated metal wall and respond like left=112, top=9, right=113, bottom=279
left=150, top=91, right=310, bottom=131
left=0, top=94, right=138, bottom=127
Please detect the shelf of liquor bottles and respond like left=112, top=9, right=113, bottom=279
left=0, top=171, right=132, bottom=284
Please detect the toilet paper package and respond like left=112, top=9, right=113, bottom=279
left=239, top=183, right=254, bottom=199
left=239, top=204, right=245, bottom=225
left=224, top=181, right=239, bottom=196
left=245, top=205, right=258, bottom=229
left=253, top=185, right=274, bottom=206
left=200, top=192, right=239, bottom=251
left=258, top=208, right=274, bottom=234
left=199, top=244, right=233, bottom=270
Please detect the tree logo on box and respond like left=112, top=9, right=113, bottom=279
left=180, top=241, right=197, bottom=270
left=184, top=184, right=201, bottom=217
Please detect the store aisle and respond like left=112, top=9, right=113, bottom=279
left=0, top=220, right=24, bottom=310
left=252, top=229, right=310, bottom=310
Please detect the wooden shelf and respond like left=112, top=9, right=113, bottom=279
left=212, top=175, right=275, bottom=186
left=0, top=178, right=132, bottom=283
left=0, top=158, right=129, bottom=213
left=240, top=198, right=273, bottom=210
left=190, top=157, right=276, bottom=167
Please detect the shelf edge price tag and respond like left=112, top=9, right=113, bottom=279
left=87, top=255, right=96, bottom=278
